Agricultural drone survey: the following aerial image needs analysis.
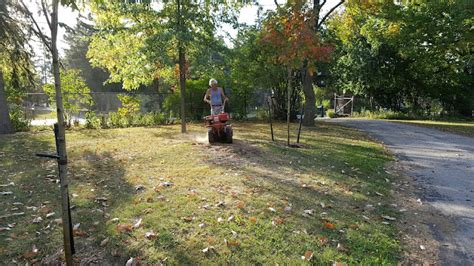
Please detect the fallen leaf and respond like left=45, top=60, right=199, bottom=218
left=22, top=251, right=37, bottom=259
left=319, top=236, right=328, bottom=245
left=73, top=229, right=87, bottom=237
left=303, top=250, right=313, bottom=260
left=272, top=217, right=284, bottom=225
left=116, top=224, right=133, bottom=233
left=145, top=231, right=157, bottom=240
left=182, top=216, right=194, bottom=222
left=0, top=191, right=13, bottom=195
left=420, top=245, right=426, bottom=250
left=268, top=207, right=276, bottom=213
left=199, top=223, right=206, bottom=228
left=381, top=215, right=396, bottom=221
left=0, top=182, right=14, bottom=187
left=202, top=246, right=215, bottom=254
left=236, top=202, right=245, bottom=209
left=46, top=212, right=55, bottom=218
left=227, top=215, right=235, bottom=222
left=100, top=238, right=109, bottom=247
left=159, top=182, right=174, bottom=187
left=337, top=243, right=347, bottom=252
left=217, top=217, right=224, bottom=223
left=225, top=239, right=240, bottom=247
left=349, top=224, right=359, bottom=230
left=249, top=217, right=257, bottom=223
left=125, top=257, right=135, bottom=266
left=73, top=223, right=81, bottom=230
left=32, top=217, right=43, bottom=224
left=133, top=218, right=142, bottom=228
left=216, top=201, right=226, bottom=207
left=324, top=222, right=335, bottom=229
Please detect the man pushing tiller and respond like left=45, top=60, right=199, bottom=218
left=203, top=78, right=228, bottom=114
left=203, top=79, right=233, bottom=144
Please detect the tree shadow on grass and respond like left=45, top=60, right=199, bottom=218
left=198, top=124, right=400, bottom=264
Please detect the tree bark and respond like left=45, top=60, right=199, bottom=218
left=177, top=0, right=186, bottom=133
left=302, top=67, right=316, bottom=126
left=0, top=71, right=14, bottom=134
left=287, top=67, right=291, bottom=146
left=51, top=0, right=73, bottom=264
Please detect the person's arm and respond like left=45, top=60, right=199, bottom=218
left=221, top=88, right=228, bottom=102
left=203, top=89, right=210, bottom=104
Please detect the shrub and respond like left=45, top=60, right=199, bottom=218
left=9, top=105, right=30, bottom=132
left=326, top=109, right=336, bottom=118
left=85, top=111, right=101, bottom=129
left=255, top=108, right=269, bottom=120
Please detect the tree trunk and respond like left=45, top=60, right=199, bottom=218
left=0, top=71, right=14, bottom=134
left=299, top=0, right=323, bottom=127
left=287, top=67, right=291, bottom=146
left=177, top=0, right=186, bottom=133
left=302, top=68, right=316, bottom=126
left=51, top=0, right=73, bottom=264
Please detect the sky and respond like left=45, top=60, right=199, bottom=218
left=26, top=0, right=341, bottom=54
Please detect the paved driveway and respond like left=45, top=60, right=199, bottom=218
left=328, top=119, right=474, bottom=264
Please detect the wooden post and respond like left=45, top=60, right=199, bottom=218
left=351, top=96, right=354, bottom=116
left=334, top=93, right=337, bottom=115
left=51, top=1, right=74, bottom=264
left=297, top=104, right=304, bottom=144
left=287, top=68, right=291, bottom=146
left=267, top=96, right=274, bottom=142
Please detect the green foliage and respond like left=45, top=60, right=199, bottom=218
left=326, top=109, right=336, bottom=118
left=9, top=104, right=30, bottom=132
left=353, top=109, right=416, bottom=120
left=117, top=94, right=141, bottom=117
left=106, top=111, right=167, bottom=128
left=85, top=111, right=101, bottom=129
left=327, top=1, right=473, bottom=116
left=87, top=0, right=241, bottom=90
left=43, top=69, right=92, bottom=125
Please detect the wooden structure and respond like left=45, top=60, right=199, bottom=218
left=334, top=94, right=354, bottom=116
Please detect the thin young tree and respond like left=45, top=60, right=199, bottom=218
left=19, top=0, right=77, bottom=263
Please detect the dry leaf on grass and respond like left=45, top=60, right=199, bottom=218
left=116, top=224, right=133, bottom=233
left=145, top=231, right=157, bottom=240
left=225, top=238, right=240, bottom=247
left=272, top=217, right=284, bottom=226
left=133, top=218, right=142, bottom=228
left=73, top=229, right=87, bottom=237
left=182, top=216, right=194, bottom=222
left=381, top=215, right=396, bottom=221
left=302, top=250, right=313, bottom=260
left=324, top=222, right=335, bottom=229
left=100, top=238, right=109, bottom=247
left=249, top=217, right=257, bottom=223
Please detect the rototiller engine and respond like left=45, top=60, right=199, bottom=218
left=204, top=112, right=233, bottom=144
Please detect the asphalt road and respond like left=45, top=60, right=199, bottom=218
left=328, top=119, right=474, bottom=265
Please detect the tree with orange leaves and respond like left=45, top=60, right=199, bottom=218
left=260, top=0, right=336, bottom=144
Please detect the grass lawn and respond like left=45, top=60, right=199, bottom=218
left=390, top=120, right=474, bottom=137
left=0, top=122, right=401, bottom=264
